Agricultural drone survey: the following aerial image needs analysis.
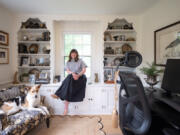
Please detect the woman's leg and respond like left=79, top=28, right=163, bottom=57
left=63, top=100, right=69, bottom=115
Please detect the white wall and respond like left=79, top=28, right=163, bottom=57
left=136, top=0, right=180, bottom=86
left=141, top=0, right=180, bottom=63
left=0, top=6, right=15, bottom=84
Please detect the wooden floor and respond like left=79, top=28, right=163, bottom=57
left=100, top=115, right=122, bottom=135
left=28, top=115, right=122, bottom=135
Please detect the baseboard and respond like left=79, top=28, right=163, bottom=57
left=0, top=81, right=12, bottom=86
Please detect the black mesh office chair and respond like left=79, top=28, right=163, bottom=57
left=119, top=72, right=151, bottom=135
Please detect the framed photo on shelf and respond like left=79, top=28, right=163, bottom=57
left=104, top=68, right=113, bottom=81
left=39, top=72, right=48, bottom=79
left=0, top=31, right=9, bottom=46
left=0, top=47, right=9, bottom=64
left=154, top=21, right=180, bottom=66
left=21, top=57, right=29, bottom=67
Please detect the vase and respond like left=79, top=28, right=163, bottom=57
left=145, top=75, right=159, bottom=89
left=94, top=73, right=99, bottom=83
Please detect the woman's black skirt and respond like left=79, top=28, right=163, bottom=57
left=55, top=74, right=87, bottom=102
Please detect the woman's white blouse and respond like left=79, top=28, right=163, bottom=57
left=65, top=59, right=87, bottom=74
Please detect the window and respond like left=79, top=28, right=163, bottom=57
left=64, top=33, right=91, bottom=78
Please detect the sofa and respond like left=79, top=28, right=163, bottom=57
left=0, top=85, right=50, bottom=135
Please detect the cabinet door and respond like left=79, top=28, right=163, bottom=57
left=68, top=86, right=93, bottom=115
left=40, top=86, right=64, bottom=115
left=100, top=87, right=109, bottom=113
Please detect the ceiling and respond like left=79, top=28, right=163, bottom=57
left=0, top=0, right=159, bottom=15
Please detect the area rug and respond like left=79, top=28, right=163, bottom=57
left=28, top=116, right=106, bottom=135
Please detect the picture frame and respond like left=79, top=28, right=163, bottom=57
left=39, top=72, right=48, bottom=79
left=154, top=21, right=180, bottom=66
left=104, top=68, right=113, bottom=81
left=20, top=57, right=29, bottom=67
left=0, top=47, right=9, bottom=64
left=0, top=31, right=9, bottom=46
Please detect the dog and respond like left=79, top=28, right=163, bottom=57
left=21, top=85, right=49, bottom=115
left=0, top=97, right=21, bottom=115
left=0, top=85, right=49, bottom=115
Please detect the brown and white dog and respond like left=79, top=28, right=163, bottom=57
left=21, top=85, right=49, bottom=115
left=0, top=85, right=49, bottom=115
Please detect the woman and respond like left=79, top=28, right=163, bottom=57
left=51, top=49, right=87, bottom=115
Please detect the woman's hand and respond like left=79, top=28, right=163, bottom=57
left=72, top=73, right=80, bottom=80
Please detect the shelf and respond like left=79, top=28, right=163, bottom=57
left=18, top=41, right=50, bottom=44
left=18, top=66, right=51, bottom=69
left=104, top=41, right=135, bottom=44
left=104, top=54, right=124, bottom=57
left=19, top=28, right=49, bottom=32
left=104, top=66, right=135, bottom=69
left=18, top=53, right=50, bottom=56
left=105, top=29, right=135, bottom=33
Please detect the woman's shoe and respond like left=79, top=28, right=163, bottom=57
left=51, top=94, right=59, bottom=99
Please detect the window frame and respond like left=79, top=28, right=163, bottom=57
left=62, top=32, right=92, bottom=78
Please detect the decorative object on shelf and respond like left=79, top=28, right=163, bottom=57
left=140, top=62, right=164, bottom=89
left=103, top=58, right=108, bottom=66
left=18, top=44, right=28, bottom=53
left=154, top=21, right=180, bottom=66
left=104, top=47, right=114, bottom=54
left=94, top=73, right=99, bottom=83
left=107, top=18, right=133, bottom=30
left=104, top=68, right=113, bottom=82
left=20, top=73, right=29, bottom=82
left=29, top=44, right=39, bottom=54
left=0, top=47, right=9, bottom=64
left=13, top=71, right=19, bottom=84
left=126, top=37, right=135, bottom=41
left=36, top=57, right=50, bottom=66
left=104, top=32, right=113, bottom=41
left=29, top=74, right=36, bottom=84
left=20, top=57, right=29, bottom=66
left=43, top=45, right=50, bottom=54
left=54, top=75, right=61, bottom=83
left=39, top=72, right=48, bottom=79
left=113, top=57, right=124, bottom=66
left=29, top=57, right=36, bottom=66
left=29, top=68, right=40, bottom=79
left=42, top=31, right=51, bottom=41
left=20, top=18, right=47, bottom=29
left=0, top=31, right=9, bottom=46
left=115, top=47, right=122, bottom=54
left=22, top=35, right=28, bottom=41
left=113, top=35, right=119, bottom=41
left=119, top=35, right=126, bottom=41
left=122, top=44, right=132, bottom=54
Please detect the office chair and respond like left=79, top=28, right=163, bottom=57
left=119, top=72, right=151, bottom=135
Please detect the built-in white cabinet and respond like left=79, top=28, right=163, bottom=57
left=39, top=83, right=120, bottom=115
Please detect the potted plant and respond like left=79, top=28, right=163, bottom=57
left=140, top=62, right=164, bottom=88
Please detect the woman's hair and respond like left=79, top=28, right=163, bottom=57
left=68, top=49, right=79, bottom=62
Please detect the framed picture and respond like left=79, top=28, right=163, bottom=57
left=154, top=21, right=180, bottom=66
left=39, top=72, right=48, bottom=79
left=0, top=31, right=9, bottom=46
left=0, top=47, right=9, bottom=64
left=20, top=57, right=29, bottom=66
left=104, top=68, right=113, bottom=81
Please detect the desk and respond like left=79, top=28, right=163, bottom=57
left=145, top=87, right=180, bottom=134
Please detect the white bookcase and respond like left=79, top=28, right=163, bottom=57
left=17, top=27, right=52, bottom=84
left=103, top=20, right=136, bottom=83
